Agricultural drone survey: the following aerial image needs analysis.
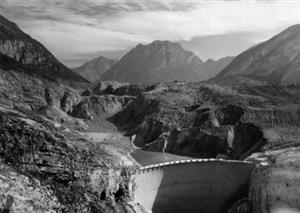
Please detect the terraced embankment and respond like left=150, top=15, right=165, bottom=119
left=132, top=159, right=255, bottom=213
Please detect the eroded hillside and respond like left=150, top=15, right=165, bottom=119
left=110, top=82, right=300, bottom=160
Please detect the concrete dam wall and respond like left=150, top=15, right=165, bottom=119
left=132, top=159, right=255, bottom=213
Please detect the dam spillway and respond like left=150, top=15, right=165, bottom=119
left=132, top=159, right=255, bottom=213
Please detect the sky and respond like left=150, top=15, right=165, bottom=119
left=1, top=0, right=300, bottom=68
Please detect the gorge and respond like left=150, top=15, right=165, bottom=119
left=1, top=11, right=300, bottom=213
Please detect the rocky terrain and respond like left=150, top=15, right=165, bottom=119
left=0, top=15, right=147, bottom=213
left=0, top=62, right=148, bottom=212
left=100, top=40, right=232, bottom=83
left=73, top=56, right=117, bottom=82
left=247, top=146, right=300, bottom=213
left=110, top=82, right=300, bottom=160
left=1, top=14, right=300, bottom=213
left=3, top=62, right=300, bottom=212
left=216, top=24, right=300, bottom=85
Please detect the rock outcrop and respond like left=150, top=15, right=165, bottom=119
left=70, top=95, right=134, bottom=119
left=0, top=112, right=137, bottom=212
left=92, top=81, right=148, bottom=96
left=249, top=148, right=300, bottom=213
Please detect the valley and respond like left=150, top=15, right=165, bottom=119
left=1, top=10, right=300, bottom=213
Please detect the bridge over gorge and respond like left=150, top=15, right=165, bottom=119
left=130, top=159, right=255, bottom=213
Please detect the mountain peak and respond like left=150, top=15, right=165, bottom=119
left=125, top=40, right=202, bottom=65
left=95, top=55, right=108, bottom=60
left=100, top=40, right=227, bottom=83
left=73, top=55, right=116, bottom=82
left=150, top=40, right=180, bottom=46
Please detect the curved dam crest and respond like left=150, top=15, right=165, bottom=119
left=131, top=159, right=255, bottom=213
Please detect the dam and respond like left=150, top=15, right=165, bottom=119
left=131, top=159, right=255, bottom=213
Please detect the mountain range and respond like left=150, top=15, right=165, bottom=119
left=1, top=14, right=300, bottom=213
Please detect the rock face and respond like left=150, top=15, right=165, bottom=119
left=249, top=148, right=300, bottom=213
left=0, top=163, right=60, bottom=213
left=70, top=95, right=134, bottom=119
left=216, top=24, right=300, bottom=85
left=0, top=15, right=88, bottom=83
left=73, top=56, right=116, bottom=82
left=0, top=112, right=136, bottom=213
left=100, top=40, right=209, bottom=83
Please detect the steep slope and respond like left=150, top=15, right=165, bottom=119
left=0, top=54, right=146, bottom=212
left=100, top=40, right=208, bottom=83
left=73, top=55, right=116, bottom=82
left=216, top=24, right=300, bottom=85
left=0, top=15, right=88, bottom=83
left=202, top=56, right=234, bottom=80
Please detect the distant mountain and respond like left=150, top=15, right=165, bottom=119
left=0, top=15, right=88, bottom=83
left=216, top=24, right=300, bottom=85
left=202, top=56, right=234, bottom=80
left=101, top=40, right=213, bottom=83
left=73, top=56, right=116, bottom=82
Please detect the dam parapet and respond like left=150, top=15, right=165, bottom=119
left=134, top=158, right=253, bottom=174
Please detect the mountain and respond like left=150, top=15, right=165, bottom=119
left=216, top=24, right=300, bottom=85
left=100, top=40, right=211, bottom=83
left=73, top=55, right=116, bottom=82
left=202, top=56, right=234, bottom=80
left=0, top=15, right=88, bottom=83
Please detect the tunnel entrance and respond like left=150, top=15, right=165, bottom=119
left=132, top=159, right=255, bottom=213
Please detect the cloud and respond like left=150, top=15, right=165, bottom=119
left=100, top=0, right=300, bottom=40
left=179, top=30, right=279, bottom=60
left=22, top=20, right=150, bottom=67
left=2, top=0, right=300, bottom=67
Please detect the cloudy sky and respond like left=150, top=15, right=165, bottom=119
left=2, top=0, right=300, bottom=67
